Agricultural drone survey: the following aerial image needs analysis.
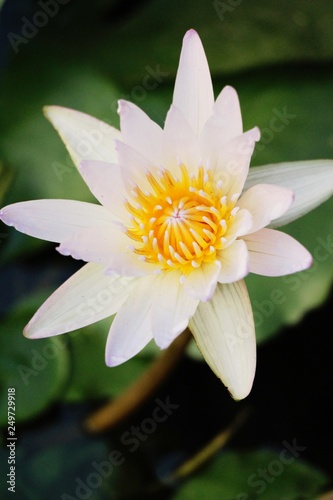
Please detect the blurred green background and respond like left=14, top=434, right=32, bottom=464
left=0, top=0, right=333, bottom=498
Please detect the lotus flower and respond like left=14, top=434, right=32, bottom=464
left=2, top=30, right=333, bottom=400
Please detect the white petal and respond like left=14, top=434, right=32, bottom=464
left=183, top=261, right=221, bottom=301
left=172, top=29, right=214, bottom=136
left=79, top=160, right=128, bottom=219
left=57, top=226, right=158, bottom=276
left=115, top=140, right=155, bottom=192
left=57, top=225, right=126, bottom=262
left=244, top=160, right=333, bottom=227
left=163, top=105, right=200, bottom=172
left=118, top=100, right=163, bottom=165
left=152, top=272, right=199, bottom=349
left=200, top=86, right=243, bottom=161
left=0, top=200, right=114, bottom=243
left=189, top=280, right=256, bottom=400
left=215, top=127, right=260, bottom=196
left=218, top=239, right=249, bottom=283
left=24, top=263, right=136, bottom=338
left=105, top=275, right=156, bottom=366
left=44, top=106, right=121, bottom=168
left=243, top=228, right=313, bottom=276
left=224, top=208, right=253, bottom=247
left=237, top=184, right=294, bottom=233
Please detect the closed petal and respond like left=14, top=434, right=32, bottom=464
left=0, top=200, right=114, bottom=243
left=79, top=160, right=128, bottom=219
left=244, top=160, right=333, bottom=227
left=183, top=261, right=221, bottom=301
left=152, top=272, right=199, bottom=349
left=105, top=275, right=156, bottom=366
left=24, top=263, right=136, bottom=338
left=237, top=184, right=294, bottom=233
left=44, top=106, right=121, bottom=168
left=218, top=239, right=249, bottom=283
left=243, top=228, right=313, bottom=276
left=200, top=86, right=242, bottom=162
left=173, top=29, right=214, bottom=136
left=189, top=280, right=256, bottom=400
left=118, top=100, right=163, bottom=165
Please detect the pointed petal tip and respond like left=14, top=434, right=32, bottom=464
left=253, top=126, right=261, bottom=142
left=43, top=104, right=64, bottom=122
left=117, top=99, right=129, bottom=115
left=106, top=355, right=128, bottom=367
left=302, top=252, right=313, bottom=271
left=229, top=383, right=253, bottom=401
left=184, top=29, right=199, bottom=40
left=23, top=322, right=41, bottom=340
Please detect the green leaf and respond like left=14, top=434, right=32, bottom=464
left=174, top=450, right=329, bottom=499
left=0, top=405, right=115, bottom=499
left=97, top=0, right=333, bottom=85
left=0, top=294, right=70, bottom=424
left=65, top=319, right=159, bottom=402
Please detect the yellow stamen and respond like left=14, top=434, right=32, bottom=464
left=125, top=165, right=237, bottom=274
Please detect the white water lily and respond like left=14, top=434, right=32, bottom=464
left=1, top=30, right=333, bottom=400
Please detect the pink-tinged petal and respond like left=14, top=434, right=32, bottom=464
left=189, top=280, right=256, bottom=400
left=105, top=274, right=156, bottom=366
left=200, top=86, right=243, bottom=161
left=151, top=272, right=199, bottom=349
left=224, top=208, right=253, bottom=248
left=218, top=239, right=249, bottom=283
left=57, top=226, right=159, bottom=276
left=237, top=184, right=294, bottom=233
left=118, top=100, right=163, bottom=165
left=163, top=105, right=200, bottom=172
left=183, top=261, right=221, bottom=301
left=243, top=228, right=313, bottom=276
left=24, top=262, right=136, bottom=338
left=79, top=160, right=128, bottom=219
left=244, top=160, right=333, bottom=228
left=0, top=200, right=114, bottom=243
left=44, top=106, right=121, bottom=168
left=214, top=127, right=260, bottom=196
left=173, top=29, right=214, bottom=136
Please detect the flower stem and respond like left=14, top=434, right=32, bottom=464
left=166, top=408, right=250, bottom=483
left=84, top=328, right=192, bottom=433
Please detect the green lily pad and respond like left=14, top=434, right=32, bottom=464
left=0, top=294, right=70, bottom=424
left=174, top=449, right=329, bottom=499
left=65, top=319, right=159, bottom=402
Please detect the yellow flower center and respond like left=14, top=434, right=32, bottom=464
left=125, top=165, right=237, bottom=274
